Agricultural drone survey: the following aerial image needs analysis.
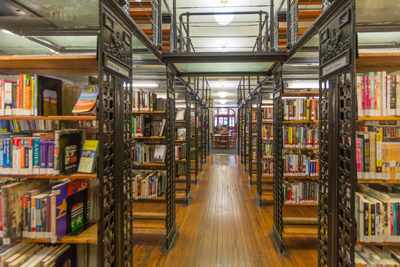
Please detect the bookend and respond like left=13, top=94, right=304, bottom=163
left=66, top=189, right=94, bottom=236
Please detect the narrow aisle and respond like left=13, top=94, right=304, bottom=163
left=133, top=155, right=318, bottom=267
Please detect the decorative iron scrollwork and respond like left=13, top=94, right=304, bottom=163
left=104, top=31, right=132, bottom=64
left=321, top=28, right=351, bottom=64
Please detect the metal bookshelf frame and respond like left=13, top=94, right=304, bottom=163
left=255, top=87, right=263, bottom=208
left=184, top=89, right=193, bottom=206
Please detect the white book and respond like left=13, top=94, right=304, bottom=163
left=9, top=244, right=42, bottom=267
left=12, top=140, right=20, bottom=175
left=365, top=196, right=383, bottom=243
left=4, top=82, right=12, bottom=116
left=43, top=245, right=70, bottom=267
left=0, top=243, right=30, bottom=266
left=40, top=244, right=67, bottom=266
left=3, top=243, right=36, bottom=266
left=20, top=247, right=54, bottom=267
left=381, top=71, right=387, bottom=116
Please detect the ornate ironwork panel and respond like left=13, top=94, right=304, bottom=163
left=272, top=64, right=284, bottom=253
left=249, top=97, right=253, bottom=184
left=323, top=0, right=334, bottom=11
left=288, top=0, right=299, bottom=48
left=165, top=68, right=177, bottom=250
left=256, top=91, right=263, bottom=207
left=318, top=3, right=356, bottom=266
left=274, top=15, right=279, bottom=51
left=185, top=90, right=192, bottom=201
left=152, top=0, right=159, bottom=47
left=99, top=1, right=133, bottom=266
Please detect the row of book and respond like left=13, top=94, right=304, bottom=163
left=251, top=107, right=274, bottom=122
left=357, top=72, right=400, bottom=117
left=283, top=126, right=319, bottom=149
left=132, top=90, right=166, bottom=111
left=132, top=115, right=166, bottom=137
left=0, top=242, right=76, bottom=267
left=283, top=98, right=319, bottom=121
left=283, top=179, right=318, bottom=204
left=0, top=131, right=98, bottom=176
left=132, top=142, right=166, bottom=165
left=132, top=171, right=167, bottom=199
left=282, top=154, right=319, bottom=177
left=262, top=143, right=273, bottom=157
left=262, top=124, right=273, bottom=139
left=1, top=76, right=99, bottom=117
left=356, top=129, right=400, bottom=180
left=0, top=120, right=56, bottom=133
left=356, top=184, right=400, bottom=243
left=262, top=161, right=273, bottom=176
left=355, top=245, right=400, bottom=266
left=175, top=144, right=187, bottom=160
left=0, top=178, right=95, bottom=244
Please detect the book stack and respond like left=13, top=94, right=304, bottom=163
left=132, top=142, right=166, bottom=165
left=262, top=160, right=273, bottom=176
left=262, top=142, right=273, bottom=157
left=357, top=72, right=400, bottom=117
left=132, top=90, right=166, bottom=111
left=356, top=129, right=400, bottom=180
left=0, top=130, right=87, bottom=176
left=0, top=242, right=77, bottom=266
left=262, top=124, right=273, bottom=139
left=0, top=178, right=96, bottom=244
left=357, top=184, right=400, bottom=243
left=132, top=171, right=167, bottom=199
left=6, top=120, right=55, bottom=132
left=283, top=126, right=319, bottom=149
left=283, top=179, right=318, bottom=204
left=175, top=144, right=187, bottom=160
left=355, top=245, right=400, bottom=266
left=132, top=115, right=166, bottom=137
left=282, top=154, right=319, bottom=177
left=262, top=107, right=273, bottom=122
left=283, top=98, right=319, bottom=121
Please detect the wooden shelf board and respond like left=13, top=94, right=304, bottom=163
left=262, top=121, right=273, bottom=124
left=263, top=139, right=273, bottom=141
left=283, top=120, right=319, bottom=124
left=133, top=219, right=166, bottom=229
left=0, top=116, right=96, bottom=121
left=284, top=203, right=318, bottom=206
left=284, top=225, right=318, bottom=235
left=358, top=179, right=400, bottom=184
left=175, top=120, right=186, bottom=123
left=284, top=148, right=319, bottom=151
left=358, top=116, right=400, bottom=121
left=133, top=162, right=165, bottom=167
left=175, top=140, right=186, bottom=142
left=357, top=240, right=400, bottom=246
left=0, top=55, right=99, bottom=76
left=176, top=159, right=186, bottom=162
left=20, top=224, right=97, bottom=244
left=132, top=111, right=165, bottom=114
left=0, top=173, right=97, bottom=180
left=283, top=91, right=319, bottom=97
left=132, top=136, right=165, bottom=139
left=356, top=53, right=400, bottom=73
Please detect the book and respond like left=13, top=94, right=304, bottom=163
left=54, top=129, right=84, bottom=175
left=51, top=180, right=90, bottom=242
left=72, top=85, right=99, bottom=116
left=77, top=140, right=99, bottom=173
left=177, top=128, right=186, bottom=140
left=176, top=109, right=185, bottom=121
left=153, top=145, right=166, bottom=163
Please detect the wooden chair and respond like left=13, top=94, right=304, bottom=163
left=218, top=135, right=230, bottom=149
left=210, top=133, right=217, bottom=148
left=230, top=132, right=237, bottom=148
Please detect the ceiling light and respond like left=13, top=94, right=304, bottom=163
left=286, top=81, right=319, bottom=89
left=218, top=85, right=228, bottom=98
left=0, top=29, right=13, bottom=35
left=135, top=0, right=142, bottom=2
left=221, top=0, right=228, bottom=6
left=219, top=100, right=227, bottom=104
left=132, top=83, right=159, bottom=87
left=214, top=9, right=234, bottom=25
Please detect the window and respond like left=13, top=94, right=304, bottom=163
left=214, top=108, right=236, bottom=131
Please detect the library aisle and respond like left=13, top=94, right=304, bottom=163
left=132, top=155, right=318, bottom=266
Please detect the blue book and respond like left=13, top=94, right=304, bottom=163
left=33, top=137, right=40, bottom=174
left=394, top=203, right=397, bottom=236
left=47, top=141, right=55, bottom=175
left=3, top=140, right=10, bottom=174
left=40, top=141, right=48, bottom=175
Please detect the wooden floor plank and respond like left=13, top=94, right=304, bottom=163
left=132, top=155, right=317, bottom=266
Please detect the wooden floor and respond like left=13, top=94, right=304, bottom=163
left=133, top=155, right=318, bottom=266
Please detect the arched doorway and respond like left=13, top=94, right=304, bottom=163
left=214, top=108, right=236, bottom=132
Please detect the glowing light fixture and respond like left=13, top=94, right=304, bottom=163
left=219, top=100, right=227, bottom=104
left=286, top=80, right=319, bottom=89
left=214, top=0, right=234, bottom=26
left=218, top=85, right=228, bottom=98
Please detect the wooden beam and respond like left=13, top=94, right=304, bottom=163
left=130, top=2, right=152, bottom=8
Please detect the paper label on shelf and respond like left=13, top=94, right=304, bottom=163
left=105, top=56, right=130, bottom=77
left=322, top=54, right=348, bottom=77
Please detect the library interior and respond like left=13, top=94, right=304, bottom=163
left=0, top=0, right=399, bottom=266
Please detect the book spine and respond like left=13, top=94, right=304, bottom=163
left=391, top=76, right=397, bottom=115
left=376, top=133, right=382, bottom=177
left=21, top=195, right=28, bottom=238
left=35, top=198, right=41, bottom=236
left=53, top=131, right=61, bottom=175
left=51, top=194, right=57, bottom=243
left=25, top=76, right=31, bottom=115
left=47, top=141, right=55, bottom=175
left=4, top=82, right=12, bottom=116
left=33, top=137, right=40, bottom=175
left=375, top=73, right=380, bottom=116
left=46, top=194, right=52, bottom=238
left=39, top=141, right=48, bottom=175
left=12, top=138, right=20, bottom=175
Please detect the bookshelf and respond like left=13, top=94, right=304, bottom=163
left=0, top=116, right=97, bottom=121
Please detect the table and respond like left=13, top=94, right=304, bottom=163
left=214, top=134, right=233, bottom=149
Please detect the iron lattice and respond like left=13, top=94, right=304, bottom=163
left=256, top=91, right=263, bottom=205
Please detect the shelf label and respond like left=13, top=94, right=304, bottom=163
left=322, top=54, right=348, bottom=77
left=104, top=55, right=130, bottom=78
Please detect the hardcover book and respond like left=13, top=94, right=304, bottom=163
left=54, top=130, right=84, bottom=175
left=153, top=145, right=166, bottom=163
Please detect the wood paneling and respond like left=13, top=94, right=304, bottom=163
left=132, top=155, right=318, bottom=266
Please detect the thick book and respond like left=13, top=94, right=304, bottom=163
left=153, top=145, right=166, bottom=163
left=77, top=140, right=99, bottom=174
left=72, top=85, right=99, bottom=116
left=176, top=109, right=185, bottom=121
left=51, top=180, right=90, bottom=242
left=54, top=130, right=84, bottom=175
